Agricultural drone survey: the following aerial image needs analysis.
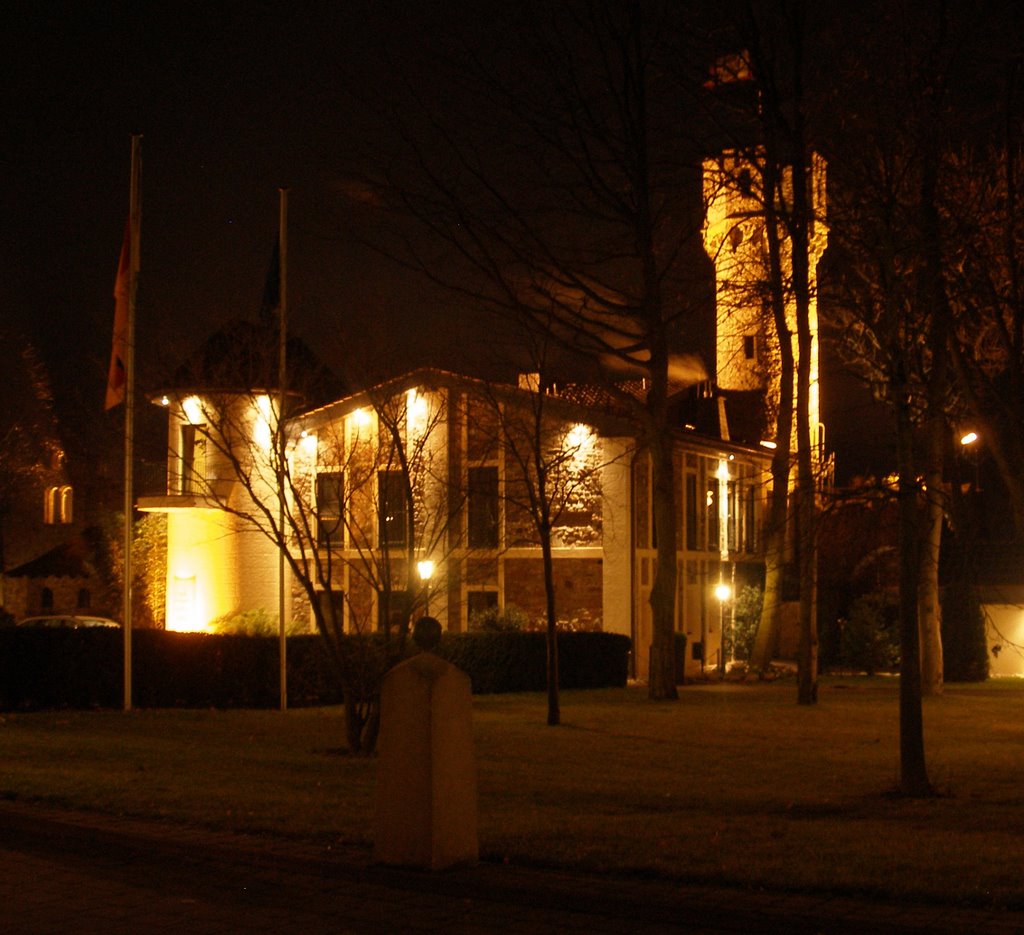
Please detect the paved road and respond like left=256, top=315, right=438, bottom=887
left=1, top=802, right=1021, bottom=934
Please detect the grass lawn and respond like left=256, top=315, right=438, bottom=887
left=1, top=676, right=1023, bottom=908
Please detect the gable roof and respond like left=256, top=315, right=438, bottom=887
left=6, top=539, right=95, bottom=579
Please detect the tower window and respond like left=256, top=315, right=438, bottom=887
left=743, top=335, right=759, bottom=361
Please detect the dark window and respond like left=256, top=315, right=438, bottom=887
left=316, top=471, right=344, bottom=548
left=316, top=589, right=345, bottom=631
left=743, top=335, right=758, bottom=360
left=706, top=479, right=719, bottom=551
left=685, top=474, right=698, bottom=551
left=180, top=424, right=207, bottom=495
left=378, top=470, right=409, bottom=547
left=468, top=466, right=499, bottom=548
left=40, top=587, right=54, bottom=611
left=77, top=588, right=90, bottom=609
left=467, top=590, right=499, bottom=625
left=745, top=485, right=757, bottom=553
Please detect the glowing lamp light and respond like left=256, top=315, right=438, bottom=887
left=714, top=582, right=732, bottom=602
left=182, top=396, right=204, bottom=425
left=960, top=431, right=979, bottom=446
left=417, top=559, right=435, bottom=582
left=352, top=408, right=371, bottom=428
left=759, top=439, right=777, bottom=450
left=567, top=423, right=592, bottom=449
left=299, top=431, right=317, bottom=454
left=160, top=395, right=170, bottom=407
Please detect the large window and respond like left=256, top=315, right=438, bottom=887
left=467, top=465, right=499, bottom=548
left=378, top=470, right=409, bottom=547
left=316, top=471, right=345, bottom=548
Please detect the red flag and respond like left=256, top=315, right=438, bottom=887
left=105, top=221, right=130, bottom=410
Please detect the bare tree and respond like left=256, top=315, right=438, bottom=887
left=352, top=0, right=711, bottom=699
left=160, top=351, right=461, bottom=753
left=474, top=328, right=625, bottom=725
left=701, top=3, right=828, bottom=701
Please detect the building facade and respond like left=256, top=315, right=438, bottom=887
left=139, top=369, right=772, bottom=680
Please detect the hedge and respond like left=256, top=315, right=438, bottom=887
left=0, top=628, right=631, bottom=710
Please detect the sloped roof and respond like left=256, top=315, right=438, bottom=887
left=6, top=539, right=94, bottom=579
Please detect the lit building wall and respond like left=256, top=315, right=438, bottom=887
left=165, top=508, right=240, bottom=632
left=601, top=437, right=633, bottom=643
left=702, top=150, right=827, bottom=448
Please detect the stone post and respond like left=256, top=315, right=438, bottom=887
left=373, top=617, right=478, bottom=870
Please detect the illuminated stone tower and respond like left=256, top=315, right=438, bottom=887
left=701, top=151, right=828, bottom=454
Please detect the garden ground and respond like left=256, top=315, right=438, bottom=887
left=1, top=677, right=1022, bottom=911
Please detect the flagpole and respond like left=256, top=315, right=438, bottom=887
left=124, top=134, right=142, bottom=712
left=278, top=187, right=289, bottom=713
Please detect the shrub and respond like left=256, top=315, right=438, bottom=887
left=468, top=603, right=529, bottom=632
left=437, top=631, right=631, bottom=693
left=211, top=608, right=306, bottom=637
left=841, top=592, right=900, bottom=675
left=941, top=581, right=989, bottom=682
left=726, top=585, right=763, bottom=662
left=0, top=628, right=630, bottom=709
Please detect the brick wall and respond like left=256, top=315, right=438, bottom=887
left=504, top=556, right=603, bottom=630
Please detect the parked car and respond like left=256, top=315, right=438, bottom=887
left=17, top=615, right=119, bottom=629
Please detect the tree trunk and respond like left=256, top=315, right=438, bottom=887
left=541, top=524, right=560, bottom=726
left=918, top=441, right=945, bottom=696
left=647, top=430, right=679, bottom=701
left=896, top=373, right=932, bottom=796
left=750, top=154, right=795, bottom=677
left=791, top=114, right=818, bottom=707
left=918, top=128, right=948, bottom=697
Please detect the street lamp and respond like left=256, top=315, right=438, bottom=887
left=417, top=560, right=435, bottom=615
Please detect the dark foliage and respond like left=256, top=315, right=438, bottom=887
left=0, top=629, right=631, bottom=710
left=940, top=582, right=990, bottom=683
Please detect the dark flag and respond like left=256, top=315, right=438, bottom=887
left=105, top=221, right=130, bottom=409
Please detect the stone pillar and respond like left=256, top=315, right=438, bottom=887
left=373, top=618, right=478, bottom=870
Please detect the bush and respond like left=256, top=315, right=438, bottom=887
left=469, top=603, right=529, bottom=632
left=841, top=592, right=900, bottom=675
left=437, top=631, right=631, bottom=693
left=211, top=609, right=306, bottom=637
left=941, top=581, right=989, bottom=682
left=0, top=628, right=631, bottom=709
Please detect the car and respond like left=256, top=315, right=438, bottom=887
left=17, top=615, right=119, bottom=629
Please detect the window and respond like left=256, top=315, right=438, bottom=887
left=685, top=473, right=698, bottom=551
left=706, top=478, right=719, bottom=552
left=378, top=470, right=408, bottom=547
left=77, top=588, right=90, bottom=609
left=745, top=485, right=757, bottom=553
left=180, top=424, right=207, bottom=495
left=316, top=471, right=344, bottom=548
left=743, top=334, right=759, bottom=361
left=467, top=466, right=499, bottom=548
left=59, top=486, right=72, bottom=523
left=40, top=587, right=53, bottom=611
left=316, top=590, right=346, bottom=631
left=467, top=590, right=499, bottom=626
left=43, top=485, right=73, bottom=524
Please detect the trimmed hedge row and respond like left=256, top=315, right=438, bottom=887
left=436, top=631, right=631, bottom=694
left=0, top=628, right=631, bottom=710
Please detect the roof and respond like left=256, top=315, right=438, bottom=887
left=6, top=539, right=95, bottom=579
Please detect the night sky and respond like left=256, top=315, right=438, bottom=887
left=4, top=2, right=479, bottom=423
left=6, top=1, right=1000, bottom=484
